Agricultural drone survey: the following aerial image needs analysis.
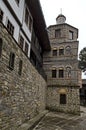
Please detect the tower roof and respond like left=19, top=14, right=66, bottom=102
left=56, top=14, right=66, bottom=24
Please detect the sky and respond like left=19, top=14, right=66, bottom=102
left=40, top=0, right=86, bottom=78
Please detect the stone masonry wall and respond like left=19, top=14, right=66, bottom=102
left=46, top=86, right=80, bottom=114
left=0, top=23, right=47, bottom=129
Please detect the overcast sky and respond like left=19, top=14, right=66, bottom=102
left=40, top=0, right=86, bottom=78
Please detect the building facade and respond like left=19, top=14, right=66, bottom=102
left=0, top=0, right=50, bottom=129
left=43, top=14, right=81, bottom=114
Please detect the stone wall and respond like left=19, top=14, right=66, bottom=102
left=0, top=23, right=47, bottom=129
left=46, top=86, right=80, bottom=114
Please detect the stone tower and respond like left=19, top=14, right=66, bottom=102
left=43, top=14, right=81, bottom=114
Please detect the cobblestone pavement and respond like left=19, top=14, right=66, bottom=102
left=33, top=107, right=86, bottom=130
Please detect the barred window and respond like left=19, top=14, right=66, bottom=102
left=60, top=94, right=66, bottom=104
left=0, top=9, right=3, bottom=22
left=7, top=20, right=14, bottom=36
left=9, top=52, right=15, bottom=70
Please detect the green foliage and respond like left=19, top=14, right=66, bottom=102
left=79, top=47, right=86, bottom=72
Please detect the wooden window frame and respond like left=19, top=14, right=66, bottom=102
left=7, top=19, right=14, bottom=36
left=25, top=6, right=32, bottom=32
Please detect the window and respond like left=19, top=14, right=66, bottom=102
left=55, top=29, right=61, bottom=38
left=15, top=0, right=20, bottom=4
left=69, top=30, right=73, bottom=40
left=0, top=38, right=2, bottom=58
left=59, top=68, right=64, bottom=78
left=25, top=42, right=29, bottom=56
left=65, top=46, right=71, bottom=55
left=7, top=20, right=14, bottom=36
left=25, top=6, right=32, bottom=32
left=9, top=52, right=15, bottom=70
left=60, top=94, right=66, bottom=104
left=59, top=47, right=64, bottom=55
left=0, top=9, right=3, bottom=22
left=18, top=60, right=23, bottom=75
left=66, top=67, right=71, bottom=77
left=52, top=49, right=57, bottom=56
left=19, top=35, right=24, bottom=50
left=52, top=69, right=57, bottom=78
left=29, top=16, right=32, bottom=31
left=25, top=7, right=28, bottom=25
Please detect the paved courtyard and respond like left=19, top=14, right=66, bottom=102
left=32, top=107, right=86, bottom=130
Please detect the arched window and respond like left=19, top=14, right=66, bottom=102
left=52, top=68, right=57, bottom=78
left=0, top=38, right=3, bottom=58
left=65, top=46, right=71, bottom=55
left=59, top=47, right=64, bottom=56
left=59, top=68, right=64, bottom=78
left=66, top=66, right=71, bottom=77
left=52, top=48, right=57, bottom=56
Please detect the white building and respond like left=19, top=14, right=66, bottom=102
left=0, top=0, right=33, bottom=57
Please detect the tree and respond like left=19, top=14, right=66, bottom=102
left=79, top=47, right=86, bottom=73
